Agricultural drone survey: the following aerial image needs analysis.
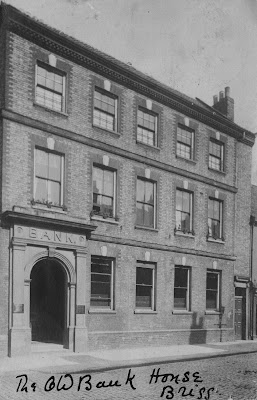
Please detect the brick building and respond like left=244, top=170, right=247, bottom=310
left=249, top=186, right=257, bottom=340
left=0, top=3, right=255, bottom=357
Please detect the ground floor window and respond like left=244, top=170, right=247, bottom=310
left=206, top=270, right=220, bottom=310
left=136, top=263, right=156, bottom=310
left=90, top=256, right=114, bottom=309
left=174, top=266, right=190, bottom=310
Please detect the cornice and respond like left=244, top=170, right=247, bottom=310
left=1, top=108, right=238, bottom=194
left=1, top=3, right=255, bottom=147
left=1, top=210, right=96, bottom=238
left=91, top=234, right=236, bottom=261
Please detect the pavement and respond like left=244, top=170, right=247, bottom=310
left=1, top=339, right=257, bottom=375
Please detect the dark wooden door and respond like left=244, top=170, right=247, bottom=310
left=235, top=296, right=246, bottom=340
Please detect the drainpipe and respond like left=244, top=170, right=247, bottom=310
left=250, top=215, right=255, bottom=340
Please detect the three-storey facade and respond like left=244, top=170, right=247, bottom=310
left=0, top=3, right=255, bottom=357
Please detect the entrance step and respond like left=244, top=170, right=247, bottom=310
left=31, top=341, right=71, bottom=354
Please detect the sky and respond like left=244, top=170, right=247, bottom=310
left=3, top=0, right=257, bottom=180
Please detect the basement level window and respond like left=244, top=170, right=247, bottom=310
left=35, top=62, right=66, bottom=113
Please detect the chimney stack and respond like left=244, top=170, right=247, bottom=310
left=213, top=87, right=234, bottom=121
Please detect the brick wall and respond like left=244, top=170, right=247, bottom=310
left=0, top=25, right=253, bottom=355
left=234, top=143, right=252, bottom=276
left=6, top=33, right=237, bottom=188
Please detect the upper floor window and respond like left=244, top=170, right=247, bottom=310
left=136, top=178, right=156, bottom=228
left=34, top=148, right=64, bottom=207
left=175, top=189, right=193, bottom=234
left=136, top=263, right=156, bottom=310
left=137, top=108, right=157, bottom=147
left=174, top=266, right=190, bottom=310
left=176, top=125, right=194, bottom=160
left=208, top=198, right=223, bottom=240
left=36, top=62, right=66, bottom=112
left=206, top=270, right=220, bottom=311
left=93, top=88, right=118, bottom=132
left=90, top=256, right=114, bottom=309
left=93, top=166, right=116, bottom=218
left=209, top=139, right=224, bottom=171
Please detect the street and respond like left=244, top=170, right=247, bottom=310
left=1, top=352, right=257, bottom=400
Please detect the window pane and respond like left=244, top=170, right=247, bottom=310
left=182, top=192, right=190, bottom=212
left=207, top=273, right=218, bottom=290
left=206, top=291, right=217, bottom=309
left=174, top=288, right=187, bottom=308
left=93, top=168, right=103, bottom=197
left=176, top=190, right=183, bottom=211
left=175, top=268, right=188, bottom=288
left=136, top=202, right=144, bottom=226
left=176, top=210, right=182, bottom=230
left=208, top=200, right=214, bottom=219
left=213, top=200, right=220, bottom=219
left=48, top=153, right=61, bottom=181
left=34, top=177, right=47, bottom=202
left=48, top=181, right=61, bottom=205
left=136, top=267, right=152, bottom=285
left=103, top=170, right=114, bottom=197
left=145, top=181, right=154, bottom=204
left=35, top=149, right=48, bottom=178
left=136, top=179, right=145, bottom=202
left=144, top=204, right=154, bottom=227
left=136, top=286, right=151, bottom=308
left=181, top=213, right=190, bottom=231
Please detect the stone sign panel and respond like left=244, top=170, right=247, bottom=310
left=14, top=225, right=86, bottom=247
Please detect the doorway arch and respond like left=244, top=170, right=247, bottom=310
left=25, top=251, right=76, bottom=349
left=30, top=258, right=66, bottom=343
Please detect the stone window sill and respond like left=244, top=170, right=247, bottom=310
left=92, top=124, right=120, bottom=137
left=207, top=237, right=225, bottom=244
left=208, top=167, right=226, bottom=176
left=176, top=155, right=196, bottom=165
left=32, top=204, right=67, bottom=214
left=88, top=309, right=116, bottom=314
left=134, top=309, right=157, bottom=314
left=172, top=310, right=193, bottom=315
left=136, top=141, right=160, bottom=151
left=90, top=216, right=119, bottom=225
left=175, top=231, right=195, bottom=239
left=205, top=311, right=221, bottom=315
left=135, top=225, right=158, bottom=232
left=33, top=102, right=68, bottom=117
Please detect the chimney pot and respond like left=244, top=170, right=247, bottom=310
left=213, top=95, right=218, bottom=105
left=225, top=86, right=230, bottom=97
left=219, top=91, right=224, bottom=101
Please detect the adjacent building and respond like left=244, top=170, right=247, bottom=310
left=0, top=3, right=255, bottom=357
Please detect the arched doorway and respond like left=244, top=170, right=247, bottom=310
left=30, top=258, right=67, bottom=344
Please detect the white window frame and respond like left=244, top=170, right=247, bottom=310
left=92, top=165, right=117, bottom=218
left=174, top=266, right=191, bottom=310
left=137, top=107, right=158, bottom=147
left=206, top=270, right=221, bottom=311
left=208, top=198, right=223, bottom=240
left=176, top=125, right=195, bottom=160
left=135, top=263, right=156, bottom=310
left=93, top=87, right=118, bottom=132
left=90, top=256, right=115, bottom=310
left=136, top=177, right=157, bottom=229
left=35, top=62, right=66, bottom=113
left=209, top=139, right=224, bottom=171
left=33, top=148, right=64, bottom=207
left=175, top=189, right=193, bottom=234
